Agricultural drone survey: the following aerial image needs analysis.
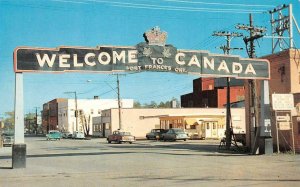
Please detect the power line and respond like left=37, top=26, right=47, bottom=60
left=49, top=0, right=268, bottom=14
left=161, top=0, right=275, bottom=8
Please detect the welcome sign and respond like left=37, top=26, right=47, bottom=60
left=14, top=27, right=270, bottom=79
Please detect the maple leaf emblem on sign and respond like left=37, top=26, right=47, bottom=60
left=162, top=47, right=171, bottom=58
left=143, top=47, right=152, bottom=56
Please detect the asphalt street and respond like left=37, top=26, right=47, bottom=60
left=0, top=137, right=299, bottom=187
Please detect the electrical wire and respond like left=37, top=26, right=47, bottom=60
left=161, top=0, right=275, bottom=8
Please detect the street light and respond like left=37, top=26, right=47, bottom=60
left=64, top=91, right=78, bottom=131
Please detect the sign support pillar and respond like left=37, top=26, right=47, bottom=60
left=13, top=72, right=26, bottom=168
left=259, top=80, right=273, bottom=154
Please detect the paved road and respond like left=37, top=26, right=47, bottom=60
left=0, top=137, right=299, bottom=187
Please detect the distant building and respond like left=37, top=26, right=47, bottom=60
left=92, top=108, right=245, bottom=139
left=181, top=78, right=245, bottom=108
left=57, top=98, right=133, bottom=135
left=42, top=98, right=66, bottom=133
left=42, top=98, right=133, bottom=134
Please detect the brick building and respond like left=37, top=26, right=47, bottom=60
left=181, top=78, right=245, bottom=108
left=42, top=98, right=66, bottom=133
left=262, top=49, right=300, bottom=153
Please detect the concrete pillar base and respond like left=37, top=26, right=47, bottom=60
left=12, top=144, right=26, bottom=168
left=259, top=138, right=273, bottom=155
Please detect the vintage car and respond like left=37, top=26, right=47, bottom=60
left=146, top=129, right=168, bottom=140
left=1, top=131, right=14, bottom=146
left=46, top=130, right=62, bottom=140
left=62, top=131, right=72, bottom=139
left=72, top=131, right=85, bottom=139
left=161, top=128, right=189, bottom=141
left=107, top=130, right=135, bottom=144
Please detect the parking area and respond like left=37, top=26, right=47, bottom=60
left=0, top=137, right=299, bottom=186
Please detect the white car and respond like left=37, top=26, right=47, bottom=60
left=72, top=131, right=85, bottom=139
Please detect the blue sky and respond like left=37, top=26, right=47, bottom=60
left=0, top=0, right=299, bottom=116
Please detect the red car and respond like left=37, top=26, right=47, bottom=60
left=107, top=130, right=135, bottom=144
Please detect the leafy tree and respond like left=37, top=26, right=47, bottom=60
left=2, top=111, right=14, bottom=130
left=133, top=101, right=142, bottom=108
left=25, top=113, right=36, bottom=133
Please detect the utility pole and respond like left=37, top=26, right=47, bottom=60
left=117, top=74, right=122, bottom=130
left=34, top=107, right=39, bottom=134
left=112, top=74, right=126, bottom=130
left=268, top=4, right=300, bottom=53
left=236, top=14, right=266, bottom=154
left=212, top=31, right=243, bottom=149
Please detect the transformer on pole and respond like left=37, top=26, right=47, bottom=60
left=269, top=4, right=300, bottom=53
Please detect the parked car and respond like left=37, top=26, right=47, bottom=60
left=161, top=128, right=189, bottom=141
left=146, top=129, right=168, bottom=140
left=46, top=130, right=62, bottom=140
left=107, top=130, right=135, bottom=144
left=62, top=132, right=72, bottom=139
left=72, top=131, right=85, bottom=139
left=1, top=131, right=14, bottom=146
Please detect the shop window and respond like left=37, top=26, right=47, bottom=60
left=213, top=123, right=216, bottom=129
left=190, top=125, right=196, bottom=129
left=206, top=123, right=210, bottom=129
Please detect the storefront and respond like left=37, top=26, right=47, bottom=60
left=159, top=115, right=226, bottom=139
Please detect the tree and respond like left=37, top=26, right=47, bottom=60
left=3, top=111, right=14, bottom=130
left=79, top=113, right=91, bottom=136
left=25, top=113, right=36, bottom=134
left=133, top=101, right=142, bottom=108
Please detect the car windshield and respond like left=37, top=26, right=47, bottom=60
left=50, top=131, right=59, bottom=134
left=119, top=132, right=131, bottom=135
left=173, top=129, right=184, bottom=133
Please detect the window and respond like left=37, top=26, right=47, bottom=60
left=98, top=109, right=101, bottom=115
left=190, top=125, right=196, bottom=129
left=298, top=122, right=300, bottom=134
left=206, top=123, right=210, bottom=129
left=91, top=109, right=94, bottom=114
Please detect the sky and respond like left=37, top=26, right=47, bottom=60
left=0, top=0, right=300, bottom=117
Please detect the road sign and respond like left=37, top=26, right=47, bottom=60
left=278, top=122, right=291, bottom=130
left=13, top=27, right=270, bottom=80
left=272, top=94, right=294, bottom=110
left=276, top=115, right=290, bottom=121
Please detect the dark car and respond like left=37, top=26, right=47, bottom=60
left=161, top=128, right=189, bottom=141
left=107, top=130, right=135, bottom=144
left=1, top=132, right=14, bottom=146
left=146, top=129, right=168, bottom=140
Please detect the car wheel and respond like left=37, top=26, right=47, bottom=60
left=129, top=142, right=132, bottom=144
left=146, top=136, right=149, bottom=140
left=184, top=139, right=187, bottom=141
left=108, top=141, right=111, bottom=143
